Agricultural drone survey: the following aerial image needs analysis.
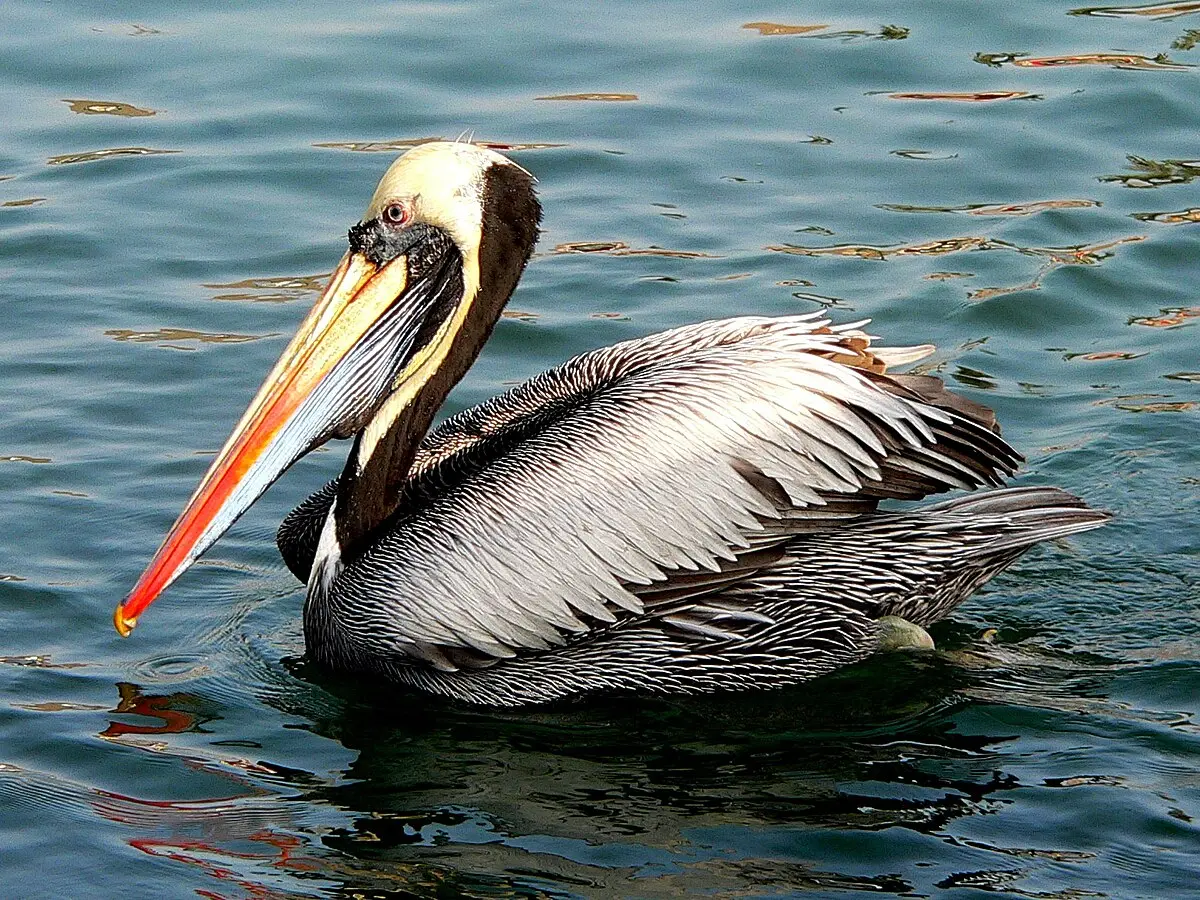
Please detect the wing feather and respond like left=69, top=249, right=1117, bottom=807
left=320, top=314, right=1021, bottom=668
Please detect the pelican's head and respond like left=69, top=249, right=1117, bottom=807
left=115, top=141, right=541, bottom=635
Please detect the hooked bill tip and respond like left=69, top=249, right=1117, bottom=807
left=113, top=603, right=137, bottom=638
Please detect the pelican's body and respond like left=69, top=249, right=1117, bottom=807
left=117, top=142, right=1109, bottom=706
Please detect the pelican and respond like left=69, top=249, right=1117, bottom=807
left=115, top=142, right=1109, bottom=706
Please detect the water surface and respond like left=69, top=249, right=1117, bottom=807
left=1, top=1, right=1198, bottom=897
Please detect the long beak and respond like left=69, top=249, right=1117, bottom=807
left=115, top=250, right=411, bottom=636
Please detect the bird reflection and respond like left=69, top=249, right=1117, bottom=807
left=93, top=646, right=1112, bottom=897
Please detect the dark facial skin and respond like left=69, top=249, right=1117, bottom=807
left=348, top=218, right=455, bottom=272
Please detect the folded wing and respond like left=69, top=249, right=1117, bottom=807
left=312, top=313, right=1021, bottom=668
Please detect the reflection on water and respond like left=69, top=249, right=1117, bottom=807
left=534, top=92, right=639, bottom=102
left=1129, top=305, right=1200, bottom=327
left=1101, top=156, right=1200, bottom=188
left=886, top=91, right=1039, bottom=102
left=205, top=274, right=330, bottom=304
left=742, top=22, right=910, bottom=41
left=551, top=240, right=720, bottom=259
left=767, top=234, right=1150, bottom=304
left=742, top=22, right=827, bottom=36
left=1070, top=1, right=1200, bottom=19
left=104, top=327, right=277, bottom=347
left=46, top=147, right=179, bottom=165
left=0, top=654, right=84, bottom=668
left=63, top=99, right=157, bottom=117
left=1065, top=350, right=1145, bottom=361
left=101, top=683, right=215, bottom=738
left=889, top=148, right=959, bottom=160
left=37, top=645, right=1192, bottom=899
left=879, top=199, right=1101, bottom=216
left=1096, top=395, right=1196, bottom=411
left=1131, top=206, right=1200, bottom=222
left=769, top=236, right=993, bottom=259
left=975, top=51, right=1194, bottom=70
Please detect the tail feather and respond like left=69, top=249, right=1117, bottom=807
left=761, top=485, right=1113, bottom=626
left=965, top=507, right=1111, bottom=557
left=921, top=486, right=1111, bottom=557
left=922, top=485, right=1092, bottom=515
left=868, top=486, right=1110, bottom=623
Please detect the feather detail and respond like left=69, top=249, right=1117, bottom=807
left=287, top=314, right=1045, bottom=686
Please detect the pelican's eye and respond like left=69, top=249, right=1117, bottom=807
left=382, top=202, right=412, bottom=227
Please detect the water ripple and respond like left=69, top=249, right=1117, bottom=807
left=3, top=0, right=1199, bottom=896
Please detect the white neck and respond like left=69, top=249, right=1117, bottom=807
left=308, top=497, right=344, bottom=601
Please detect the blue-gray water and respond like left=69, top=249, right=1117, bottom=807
left=2, top=2, right=1198, bottom=897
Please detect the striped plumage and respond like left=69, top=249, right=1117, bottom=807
left=279, top=314, right=1107, bottom=706
left=118, top=142, right=1109, bottom=706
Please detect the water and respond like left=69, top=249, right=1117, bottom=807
left=1, top=1, right=1198, bottom=896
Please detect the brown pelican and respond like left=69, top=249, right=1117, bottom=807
left=115, top=141, right=1109, bottom=706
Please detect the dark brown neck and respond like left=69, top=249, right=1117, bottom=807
left=333, top=161, right=542, bottom=561
left=333, top=304, right=489, bottom=559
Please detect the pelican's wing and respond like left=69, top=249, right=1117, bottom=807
left=326, top=313, right=1020, bottom=667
